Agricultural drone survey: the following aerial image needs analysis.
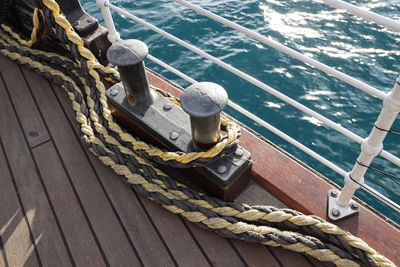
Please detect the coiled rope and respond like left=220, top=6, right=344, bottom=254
left=0, top=0, right=395, bottom=266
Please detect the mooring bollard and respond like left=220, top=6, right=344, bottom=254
left=106, top=39, right=154, bottom=107
left=180, top=82, right=228, bottom=148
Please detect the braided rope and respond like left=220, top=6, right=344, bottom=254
left=0, top=1, right=396, bottom=266
left=0, top=33, right=388, bottom=264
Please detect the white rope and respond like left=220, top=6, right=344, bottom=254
left=105, top=2, right=400, bottom=168
left=172, top=0, right=387, bottom=100
left=320, top=0, right=400, bottom=32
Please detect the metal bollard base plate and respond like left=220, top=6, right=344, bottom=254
left=106, top=83, right=252, bottom=201
left=327, top=189, right=359, bottom=221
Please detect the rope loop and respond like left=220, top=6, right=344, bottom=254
left=0, top=1, right=395, bottom=266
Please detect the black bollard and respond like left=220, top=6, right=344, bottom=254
left=106, top=39, right=154, bottom=107
left=180, top=82, right=228, bottom=148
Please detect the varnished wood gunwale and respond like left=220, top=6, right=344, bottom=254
left=146, top=69, right=400, bottom=265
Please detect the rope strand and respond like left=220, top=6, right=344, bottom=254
left=0, top=1, right=395, bottom=266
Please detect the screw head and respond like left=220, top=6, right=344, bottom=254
left=169, top=132, right=179, bottom=140
left=350, top=202, right=359, bottom=210
left=331, top=209, right=340, bottom=217
left=163, top=102, right=173, bottom=111
left=234, top=148, right=244, bottom=157
left=217, top=165, right=227, bottom=174
left=110, top=88, right=119, bottom=96
left=330, top=189, right=338, bottom=198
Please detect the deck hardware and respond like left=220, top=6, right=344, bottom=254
left=163, top=102, right=173, bottom=111
left=107, top=39, right=155, bottom=107
left=217, top=165, right=227, bottom=174
left=327, top=189, right=359, bottom=221
left=169, top=132, right=179, bottom=140
left=329, top=189, right=338, bottom=198
left=180, top=82, right=228, bottom=148
left=330, top=209, right=340, bottom=218
left=105, top=40, right=251, bottom=200
left=234, top=148, right=244, bottom=157
left=350, top=202, right=359, bottom=210
left=110, top=88, right=119, bottom=96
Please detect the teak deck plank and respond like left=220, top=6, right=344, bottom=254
left=0, top=57, right=49, bottom=148
left=81, top=153, right=178, bottom=267
left=32, top=142, right=106, bottom=266
left=0, top=62, right=73, bottom=266
left=184, top=224, right=246, bottom=267
left=22, top=67, right=142, bottom=266
left=136, top=196, right=212, bottom=266
left=0, top=140, right=40, bottom=267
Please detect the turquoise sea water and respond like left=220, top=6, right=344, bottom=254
left=82, top=0, right=400, bottom=223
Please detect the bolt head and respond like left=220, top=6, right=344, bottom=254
left=330, top=209, right=340, bottom=217
left=163, top=102, right=173, bottom=111
left=330, top=189, right=338, bottom=198
left=169, top=132, right=179, bottom=140
left=350, top=202, right=359, bottom=210
left=110, top=88, right=119, bottom=96
left=217, top=165, right=227, bottom=174
left=234, top=148, right=244, bottom=157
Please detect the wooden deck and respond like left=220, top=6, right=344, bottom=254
left=0, top=55, right=330, bottom=266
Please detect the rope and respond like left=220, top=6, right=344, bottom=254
left=0, top=1, right=396, bottom=266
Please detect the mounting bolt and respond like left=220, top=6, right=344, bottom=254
left=180, top=82, right=228, bottom=148
left=217, top=165, right=227, bottom=174
left=106, top=39, right=154, bottom=107
left=329, top=189, right=338, bottom=198
left=110, top=88, right=119, bottom=96
left=350, top=202, right=359, bottom=210
left=330, top=209, right=340, bottom=218
left=163, top=102, right=173, bottom=111
left=169, top=132, right=179, bottom=140
left=235, top=148, right=244, bottom=157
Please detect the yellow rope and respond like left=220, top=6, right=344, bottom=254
left=0, top=1, right=396, bottom=266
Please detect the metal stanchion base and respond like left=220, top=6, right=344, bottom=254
left=327, top=189, right=359, bottom=221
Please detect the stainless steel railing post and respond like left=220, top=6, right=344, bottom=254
left=328, top=77, right=400, bottom=220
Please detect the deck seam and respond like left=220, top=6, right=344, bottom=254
left=0, top=233, right=9, bottom=267
left=266, top=247, right=284, bottom=267
left=179, top=218, right=214, bottom=267
left=227, top=240, right=249, bottom=267
left=0, top=141, right=11, bottom=267
left=1, top=71, right=76, bottom=266
left=46, top=80, right=146, bottom=267
left=19, top=66, right=110, bottom=266
left=0, top=75, right=42, bottom=267
left=302, top=254, right=317, bottom=267
left=30, top=138, right=52, bottom=150
left=0, top=231, right=9, bottom=267
left=134, top=193, right=179, bottom=267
